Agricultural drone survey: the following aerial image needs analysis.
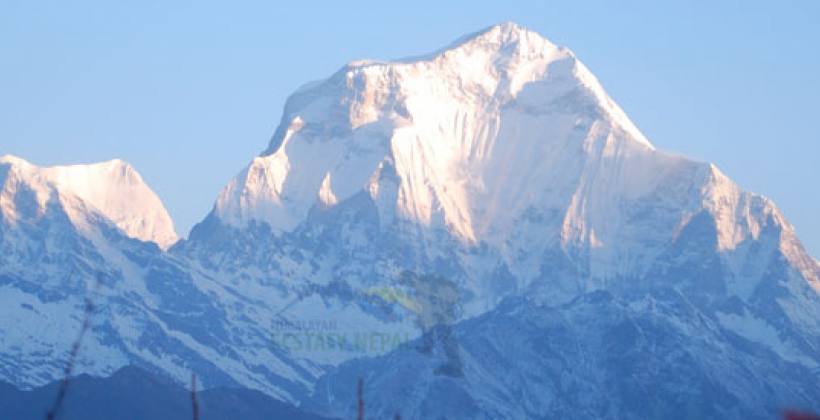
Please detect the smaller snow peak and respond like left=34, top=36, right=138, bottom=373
left=214, top=153, right=293, bottom=230
left=0, top=156, right=178, bottom=249
left=697, top=161, right=796, bottom=255
left=0, top=155, right=28, bottom=185
left=48, top=159, right=141, bottom=189
left=0, top=154, right=29, bottom=166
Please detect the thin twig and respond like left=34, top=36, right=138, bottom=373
left=46, top=273, right=100, bottom=420
left=191, top=373, right=200, bottom=420
left=356, top=378, right=364, bottom=420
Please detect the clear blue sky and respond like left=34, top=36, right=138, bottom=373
left=2, top=1, right=818, bottom=255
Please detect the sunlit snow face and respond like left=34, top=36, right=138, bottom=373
left=0, top=156, right=178, bottom=249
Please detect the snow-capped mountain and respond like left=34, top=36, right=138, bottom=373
left=1, top=22, right=818, bottom=419
left=0, top=155, right=178, bottom=249
left=0, top=156, right=325, bottom=402
left=183, top=22, right=818, bottom=316
left=178, top=22, right=820, bottom=416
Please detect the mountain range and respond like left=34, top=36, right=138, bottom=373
left=1, top=22, right=818, bottom=419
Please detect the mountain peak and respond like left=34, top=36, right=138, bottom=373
left=339, top=22, right=553, bottom=71
left=453, top=21, right=555, bottom=52
left=0, top=154, right=33, bottom=168
left=217, top=25, right=657, bottom=236
left=0, top=156, right=178, bottom=249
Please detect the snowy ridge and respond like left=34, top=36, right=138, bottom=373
left=0, top=155, right=178, bottom=249
left=207, top=22, right=816, bottom=299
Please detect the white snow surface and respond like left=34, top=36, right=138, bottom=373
left=216, top=23, right=653, bottom=236
left=212, top=22, right=810, bottom=287
left=0, top=155, right=178, bottom=249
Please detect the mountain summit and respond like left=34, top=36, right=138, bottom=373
left=198, top=22, right=817, bottom=310
left=0, top=155, right=178, bottom=249
left=213, top=22, right=653, bottom=242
